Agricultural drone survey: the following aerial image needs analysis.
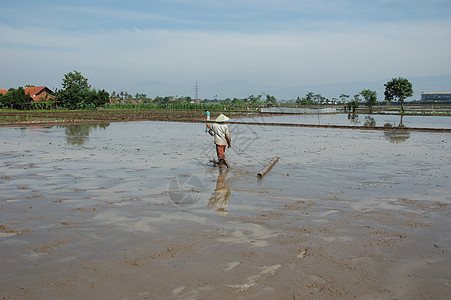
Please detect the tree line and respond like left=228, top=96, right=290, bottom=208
left=0, top=71, right=110, bottom=110
left=109, top=92, right=278, bottom=108
left=295, top=77, right=413, bottom=113
left=1, top=71, right=413, bottom=112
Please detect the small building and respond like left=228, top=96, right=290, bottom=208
left=0, top=87, right=55, bottom=101
left=24, top=86, right=54, bottom=101
left=421, top=91, right=451, bottom=103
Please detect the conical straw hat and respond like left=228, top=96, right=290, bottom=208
left=215, top=114, right=230, bottom=122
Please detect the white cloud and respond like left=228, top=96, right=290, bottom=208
left=1, top=19, right=450, bottom=92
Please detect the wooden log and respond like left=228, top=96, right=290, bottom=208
left=257, top=156, right=279, bottom=178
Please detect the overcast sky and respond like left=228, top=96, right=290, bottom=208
left=1, top=0, right=450, bottom=96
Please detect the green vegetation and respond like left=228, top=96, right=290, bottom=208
left=55, top=71, right=110, bottom=109
left=346, top=100, right=359, bottom=113
left=0, top=71, right=109, bottom=110
left=360, top=89, right=378, bottom=113
left=107, top=102, right=228, bottom=111
left=0, top=87, right=33, bottom=110
left=3, top=72, right=448, bottom=120
left=296, top=92, right=330, bottom=105
left=384, top=77, right=413, bottom=113
left=107, top=93, right=275, bottom=111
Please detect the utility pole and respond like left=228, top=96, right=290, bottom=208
left=194, top=81, right=199, bottom=100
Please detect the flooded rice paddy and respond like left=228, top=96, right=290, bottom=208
left=1, top=117, right=450, bottom=299
left=238, top=113, right=451, bottom=129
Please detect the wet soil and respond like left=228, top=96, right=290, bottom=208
left=0, top=110, right=241, bottom=126
left=2, top=109, right=450, bottom=132
left=0, top=118, right=450, bottom=299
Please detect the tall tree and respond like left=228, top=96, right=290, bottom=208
left=266, top=94, right=277, bottom=106
left=57, top=71, right=90, bottom=109
left=56, top=71, right=108, bottom=109
left=315, top=94, right=326, bottom=104
left=248, top=95, right=262, bottom=106
left=384, top=77, right=413, bottom=112
left=296, top=96, right=308, bottom=105
left=360, top=89, right=377, bottom=113
left=62, top=70, right=90, bottom=91
left=353, top=94, right=361, bottom=103
left=305, top=92, right=315, bottom=103
left=339, top=94, right=350, bottom=104
left=347, top=100, right=358, bottom=113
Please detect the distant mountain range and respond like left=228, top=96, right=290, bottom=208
left=125, top=74, right=451, bottom=101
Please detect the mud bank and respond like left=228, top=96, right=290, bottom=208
left=1, top=121, right=450, bottom=299
left=2, top=110, right=450, bottom=133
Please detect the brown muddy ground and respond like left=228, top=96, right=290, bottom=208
left=0, top=116, right=450, bottom=299
left=2, top=109, right=450, bottom=132
left=0, top=110, right=234, bottom=126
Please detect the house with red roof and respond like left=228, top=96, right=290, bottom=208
left=0, top=87, right=54, bottom=101
left=24, top=86, right=54, bottom=101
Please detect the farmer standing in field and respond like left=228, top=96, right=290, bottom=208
left=207, top=114, right=231, bottom=168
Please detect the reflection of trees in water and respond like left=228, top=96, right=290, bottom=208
left=363, top=115, right=376, bottom=127
left=62, top=123, right=110, bottom=145
left=383, top=129, right=411, bottom=143
left=347, top=113, right=360, bottom=124
left=399, top=114, right=404, bottom=127
left=384, top=115, right=410, bottom=143
left=348, top=114, right=378, bottom=127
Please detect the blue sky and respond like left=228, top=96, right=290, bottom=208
left=1, top=0, right=450, bottom=97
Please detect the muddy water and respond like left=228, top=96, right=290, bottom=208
left=238, top=113, right=451, bottom=129
left=1, top=121, right=450, bottom=299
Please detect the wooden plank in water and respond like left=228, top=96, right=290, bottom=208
left=257, top=156, right=279, bottom=178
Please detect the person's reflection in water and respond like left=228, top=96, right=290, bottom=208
left=208, top=168, right=231, bottom=216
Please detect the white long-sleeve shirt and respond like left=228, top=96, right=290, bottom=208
left=211, top=123, right=230, bottom=146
